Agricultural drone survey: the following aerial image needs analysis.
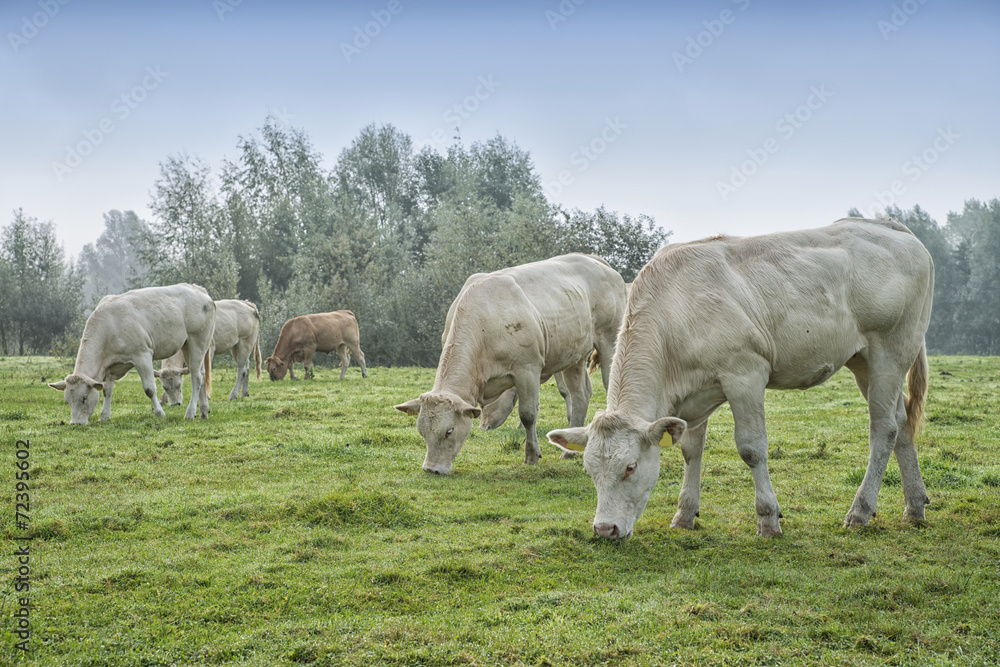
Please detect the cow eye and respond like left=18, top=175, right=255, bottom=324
left=445, top=428, right=455, bottom=437
left=624, top=462, right=637, bottom=479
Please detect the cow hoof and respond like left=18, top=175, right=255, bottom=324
left=758, top=527, right=783, bottom=538
left=843, top=512, right=871, bottom=528
left=670, top=513, right=695, bottom=530
left=559, top=451, right=577, bottom=460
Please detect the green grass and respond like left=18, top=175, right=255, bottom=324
left=1, top=355, right=999, bottom=666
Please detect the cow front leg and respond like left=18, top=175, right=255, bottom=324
left=672, top=420, right=708, bottom=529
left=100, top=379, right=116, bottom=421
left=515, top=374, right=542, bottom=465
left=133, top=359, right=166, bottom=418
left=727, top=382, right=782, bottom=537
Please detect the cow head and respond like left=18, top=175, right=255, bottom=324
left=265, top=355, right=287, bottom=381
left=395, top=392, right=482, bottom=474
left=49, top=374, right=104, bottom=425
left=547, top=410, right=686, bottom=539
left=153, top=366, right=189, bottom=405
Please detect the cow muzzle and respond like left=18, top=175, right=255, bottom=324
left=422, top=463, right=452, bottom=475
left=594, top=522, right=627, bottom=539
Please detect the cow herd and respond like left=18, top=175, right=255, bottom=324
left=50, top=217, right=936, bottom=538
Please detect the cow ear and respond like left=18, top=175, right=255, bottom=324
left=49, top=381, right=68, bottom=391
left=548, top=427, right=588, bottom=453
left=395, top=399, right=422, bottom=416
left=153, top=369, right=161, bottom=378
left=463, top=406, right=481, bottom=419
left=648, top=417, right=686, bottom=448
left=180, top=368, right=190, bottom=375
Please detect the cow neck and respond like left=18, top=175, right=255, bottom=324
left=432, top=338, right=485, bottom=407
left=72, top=336, right=109, bottom=383
left=605, top=309, right=678, bottom=422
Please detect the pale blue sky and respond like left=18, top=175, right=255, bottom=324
left=2, top=0, right=998, bottom=259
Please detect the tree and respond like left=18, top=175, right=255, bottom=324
left=0, top=209, right=80, bottom=355
left=78, top=210, right=151, bottom=304
left=145, top=154, right=238, bottom=299
left=561, top=206, right=671, bottom=282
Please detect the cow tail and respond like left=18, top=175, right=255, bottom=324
left=587, top=348, right=600, bottom=375
left=254, top=339, right=262, bottom=379
left=904, top=341, right=928, bottom=439
left=203, top=349, right=213, bottom=398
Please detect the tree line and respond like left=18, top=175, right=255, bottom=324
left=1, top=117, right=997, bottom=361
left=1, top=118, right=668, bottom=365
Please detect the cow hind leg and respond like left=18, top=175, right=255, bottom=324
left=844, top=355, right=909, bottom=528
left=347, top=341, right=368, bottom=378
left=893, top=392, right=929, bottom=521
left=672, top=421, right=708, bottom=529
left=229, top=349, right=244, bottom=401
left=847, top=355, right=928, bottom=523
left=337, top=344, right=350, bottom=379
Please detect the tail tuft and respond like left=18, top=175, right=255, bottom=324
left=904, top=343, right=928, bottom=439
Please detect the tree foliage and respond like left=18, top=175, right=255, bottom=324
left=19, top=117, right=999, bottom=364
left=0, top=210, right=81, bottom=355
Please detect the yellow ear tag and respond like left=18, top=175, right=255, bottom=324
left=658, top=432, right=673, bottom=448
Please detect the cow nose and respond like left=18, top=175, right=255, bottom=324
left=422, top=465, right=450, bottom=475
left=594, top=522, right=620, bottom=539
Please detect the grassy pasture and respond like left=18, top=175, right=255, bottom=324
left=1, top=355, right=999, bottom=666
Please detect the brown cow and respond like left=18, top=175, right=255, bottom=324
left=265, top=310, right=368, bottom=381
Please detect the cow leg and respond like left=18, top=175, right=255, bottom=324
left=184, top=345, right=210, bottom=420
left=100, top=379, right=116, bottom=421
left=844, top=355, right=911, bottom=527
left=671, top=420, right=708, bottom=529
left=239, top=346, right=252, bottom=397
left=229, top=349, right=243, bottom=401
left=348, top=342, right=368, bottom=378
left=337, top=344, right=350, bottom=379
left=849, top=354, right=929, bottom=522
left=480, top=388, right=517, bottom=431
left=594, top=331, right=616, bottom=391
left=515, top=373, right=542, bottom=465
left=893, top=392, right=929, bottom=521
left=726, top=380, right=782, bottom=537
left=133, top=358, right=166, bottom=418
left=553, top=373, right=571, bottom=424
left=303, top=352, right=314, bottom=380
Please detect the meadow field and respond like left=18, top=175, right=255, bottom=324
left=1, top=355, right=999, bottom=666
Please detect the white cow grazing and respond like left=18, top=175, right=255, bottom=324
left=50, top=283, right=216, bottom=424
left=396, top=254, right=627, bottom=474
left=548, top=219, right=934, bottom=538
left=156, top=299, right=261, bottom=404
